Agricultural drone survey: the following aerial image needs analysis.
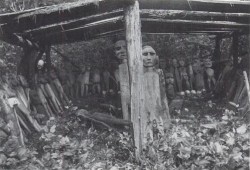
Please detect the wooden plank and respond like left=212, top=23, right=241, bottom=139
left=125, top=0, right=144, bottom=159
left=243, top=71, right=250, bottom=106
left=139, top=0, right=250, bottom=13
left=141, top=18, right=250, bottom=27
left=140, top=9, right=250, bottom=24
left=189, top=0, right=250, bottom=5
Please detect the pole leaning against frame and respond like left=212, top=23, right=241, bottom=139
left=124, top=0, right=144, bottom=160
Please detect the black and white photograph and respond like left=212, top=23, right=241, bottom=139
left=0, top=0, right=249, bottom=169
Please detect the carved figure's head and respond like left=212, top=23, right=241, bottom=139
left=142, top=46, right=158, bottom=68
left=114, top=40, right=127, bottom=61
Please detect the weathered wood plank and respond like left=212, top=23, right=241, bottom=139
left=0, top=0, right=134, bottom=35
left=243, top=71, right=250, bottom=106
left=125, top=0, right=144, bottom=159
left=139, top=0, right=250, bottom=13
left=140, top=9, right=250, bottom=24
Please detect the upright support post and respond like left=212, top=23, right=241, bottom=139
left=125, top=0, right=144, bottom=159
left=232, top=32, right=239, bottom=68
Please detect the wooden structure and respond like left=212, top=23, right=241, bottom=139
left=1, top=0, right=250, bottom=159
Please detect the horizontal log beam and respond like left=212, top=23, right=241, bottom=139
left=37, top=16, right=124, bottom=44
left=0, top=0, right=134, bottom=35
left=23, top=10, right=123, bottom=37
left=189, top=0, right=250, bottom=5
left=139, top=0, right=250, bottom=13
left=141, top=9, right=250, bottom=24
left=141, top=18, right=250, bottom=28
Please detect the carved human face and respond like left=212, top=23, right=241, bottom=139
left=165, top=73, right=174, bottom=85
left=159, top=58, right=166, bottom=69
left=182, top=72, right=189, bottom=80
left=203, top=58, right=212, bottom=68
left=179, top=59, right=185, bottom=67
left=114, top=40, right=127, bottom=61
left=192, top=58, right=202, bottom=73
left=172, top=58, right=178, bottom=67
left=142, top=46, right=157, bottom=68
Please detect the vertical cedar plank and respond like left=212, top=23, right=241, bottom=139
left=124, top=1, right=144, bottom=159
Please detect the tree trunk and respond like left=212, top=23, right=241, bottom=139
left=125, top=0, right=144, bottom=160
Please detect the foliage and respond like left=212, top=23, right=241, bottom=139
left=141, top=102, right=250, bottom=170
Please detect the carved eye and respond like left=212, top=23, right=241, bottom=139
left=115, top=46, right=121, bottom=51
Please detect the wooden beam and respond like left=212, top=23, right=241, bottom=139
left=141, top=18, right=250, bottom=28
left=189, top=0, right=250, bottom=5
left=23, top=10, right=123, bottom=37
left=139, top=0, right=250, bottom=13
left=125, top=0, right=144, bottom=159
left=140, top=9, right=250, bottom=24
left=34, top=16, right=124, bottom=44
left=0, top=0, right=134, bottom=35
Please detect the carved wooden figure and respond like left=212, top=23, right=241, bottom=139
left=82, top=66, right=91, bottom=96
left=76, top=67, right=85, bottom=98
left=59, top=64, right=70, bottom=97
left=170, top=58, right=182, bottom=92
left=64, top=63, right=76, bottom=99
left=114, top=40, right=130, bottom=120
left=102, top=68, right=110, bottom=94
left=192, top=58, right=205, bottom=92
left=92, top=67, right=101, bottom=94
left=178, top=58, right=191, bottom=91
left=203, top=58, right=216, bottom=92
left=165, top=73, right=176, bottom=102
left=187, top=59, right=194, bottom=90
left=142, top=46, right=171, bottom=143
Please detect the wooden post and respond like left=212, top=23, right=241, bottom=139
left=232, top=32, right=239, bottom=68
left=125, top=0, right=144, bottom=159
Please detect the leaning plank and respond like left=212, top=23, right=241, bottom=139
left=125, top=0, right=144, bottom=159
left=243, top=71, right=250, bottom=105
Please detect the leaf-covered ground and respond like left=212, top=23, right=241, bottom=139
left=1, top=94, right=249, bottom=170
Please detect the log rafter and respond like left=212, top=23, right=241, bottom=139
left=0, top=0, right=250, bottom=45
